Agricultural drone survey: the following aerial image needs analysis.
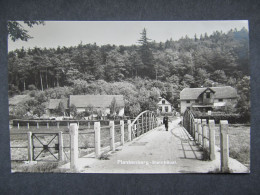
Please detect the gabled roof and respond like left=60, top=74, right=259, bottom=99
left=157, top=98, right=171, bottom=105
left=9, top=95, right=32, bottom=105
left=180, top=86, right=237, bottom=100
left=48, top=98, right=68, bottom=109
left=201, top=87, right=216, bottom=94
left=69, top=95, right=124, bottom=108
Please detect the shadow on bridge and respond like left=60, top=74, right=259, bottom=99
left=171, top=126, right=203, bottom=160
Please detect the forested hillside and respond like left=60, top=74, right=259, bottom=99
left=8, top=27, right=250, bottom=120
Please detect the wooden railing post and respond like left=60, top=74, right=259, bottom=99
left=202, top=119, right=207, bottom=148
left=120, top=120, right=124, bottom=145
left=69, top=123, right=79, bottom=171
left=194, top=119, right=198, bottom=141
left=197, top=119, right=202, bottom=145
left=148, top=113, right=150, bottom=131
left=137, top=119, right=140, bottom=137
left=146, top=112, right=148, bottom=132
left=220, top=120, right=229, bottom=172
left=58, top=131, right=64, bottom=161
left=27, top=122, right=30, bottom=129
left=94, top=122, right=101, bottom=158
left=47, top=122, right=49, bottom=129
left=187, top=112, right=190, bottom=133
left=141, top=114, right=144, bottom=134
left=151, top=114, right=154, bottom=129
left=18, top=122, right=20, bottom=129
left=27, top=132, right=33, bottom=161
left=37, top=122, right=39, bottom=129
left=208, top=120, right=216, bottom=160
left=109, top=121, right=115, bottom=151
left=127, top=120, right=132, bottom=141
left=134, top=124, right=137, bottom=137
left=57, top=122, right=60, bottom=129
left=192, top=119, right=195, bottom=138
left=190, top=116, right=193, bottom=136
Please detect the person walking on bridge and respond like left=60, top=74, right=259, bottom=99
left=163, top=115, right=169, bottom=131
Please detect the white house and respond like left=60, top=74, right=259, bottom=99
left=157, top=97, right=173, bottom=114
left=179, top=86, right=238, bottom=114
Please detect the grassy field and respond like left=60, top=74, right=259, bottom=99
left=215, top=124, right=250, bottom=169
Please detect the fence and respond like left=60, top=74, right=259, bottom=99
left=129, top=111, right=158, bottom=141
left=12, top=119, right=126, bottom=130
left=11, top=111, right=158, bottom=171
left=10, top=131, right=95, bottom=162
left=183, top=108, right=230, bottom=173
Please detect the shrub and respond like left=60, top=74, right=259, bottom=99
left=21, top=162, right=59, bottom=173
left=28, top=84, right=37, bottom=91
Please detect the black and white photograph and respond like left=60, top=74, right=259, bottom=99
left=7, top=20, right=250, bottom=174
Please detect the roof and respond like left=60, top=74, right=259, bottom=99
left=69, top=95, right=124, bottom=108
left=180, top=86, right=237, bottom=100
left=157, top=98, right=171, bottom=105
left=9, top=95, right=32, bottom=105
left=48, top=98, right=68, bottom=109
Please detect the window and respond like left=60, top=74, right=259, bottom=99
left=162, top=100, right=165, bottom=104
left=159, top=107, right=162, bottom=112
left=195, top=100, right=199, bottom=103
left=165, top=107, right=168, bottom=112
left=206, top=92, right=210, bottom=98
left=219, top=99, right=223, bottom=102
left=187, top=100, right=190, bottom=103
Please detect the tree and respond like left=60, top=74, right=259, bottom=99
left=33, top=104, right=46, bottom=117
left=105, top=50, right=127, bottom=81
left=129, top=102, right=141, bottom=118
left=55, top=101, right=66, bottom=116
left=70, top=104, right=78, bottom=119
left=109, top=97, right=119, bottom=117
left=212, top=70, right=227, bottom=83
left=138, top=28, right=154, bottom=78
left=181, top=74, right=195, bottom=87
left=236, top=76, right=250, bottom=122
left=8, top=21, right=45, bottom=42
left=86, top=104, right=94, bottom=119
left=129, top=51, right=144, bottom=78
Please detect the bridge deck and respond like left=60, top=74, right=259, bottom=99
left=60, top=117, right=248, bottom=173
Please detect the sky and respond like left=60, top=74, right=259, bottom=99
left=8, top=20, right=248, bottom=51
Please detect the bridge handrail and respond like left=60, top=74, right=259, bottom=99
left=130, top=110, right=150, bottom=126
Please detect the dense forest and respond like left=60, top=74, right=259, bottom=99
left=8, top=27, right=250, bottom=120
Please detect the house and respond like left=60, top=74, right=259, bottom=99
left=179, top=86, right=238, bottom=114
left=46, top=98, right=69, bottom=116
left=69, top=95, right=125, bottom=117
left=157, top=97, right=173, bottom=114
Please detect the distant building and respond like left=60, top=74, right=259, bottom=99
left=179, top=86, right=238, bottom=114
left=157, top=97, right=173, bottom=114
left=46, top=98, right=69, bottom=116
left=69, top=95, right=125, bottom=117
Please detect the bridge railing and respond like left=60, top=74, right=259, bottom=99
left=11, top=112, right=159, bottom=171
left=183, top=108, right=230, bottom=172
left=129, top=110, right=158, bottom=140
